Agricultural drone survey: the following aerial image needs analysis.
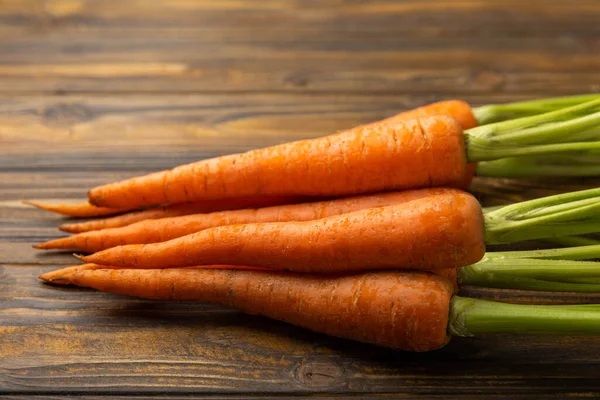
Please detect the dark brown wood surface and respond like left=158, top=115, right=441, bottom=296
left=1, top=0, right=600, bottom=398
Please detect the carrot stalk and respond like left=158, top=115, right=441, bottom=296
left=460, top=258, right=600, bottom=292
left=472, top=93, right=600, bottom=125
left=484, top=187, right=600, bottom=244
left=457, top=244, right=600, bottom=292
left=59, top=196, right=305, bottom=233
left=476, top=150, right=600, bottom=178
left=35, top=189, right=459, bottom=252
left=449, top=296, right=600, bottom=337
left=79, top=191, right=487, bottom=272
left=482, top=243, right=600, bottom=261
left=79, top=188, right=600, bottom=272
left=87, top=99, right=600, bottom=209
left=22, top=201, right=131, bottom=218
left=466, top=98, right=600, bottom=161
left=544, top=236, right=600, bottom=248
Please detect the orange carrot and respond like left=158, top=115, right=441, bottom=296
left=88, top=117, right=468, bottom=209
left=41, top=268, right=453, bottom=351
left=23, top=201, right=131, bottom=218
left=38, top=189, right=459, bottom=253
left=59, top=195, right=305, bottom=233
left=80, top=191, right=486, bottom=273
left=39, top=263, right=270, bottom=285
left=41, top=264, right=457, bottom=290
left=368, top=100, right=478, bottom=131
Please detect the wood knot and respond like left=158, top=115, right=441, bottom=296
left=285, top=72, right=310, bottom=88
left=41, top=103, right=95, bottom=127
left=295, top=359, right=345, bottom=389
left=462, top=70, right=505, bottom=92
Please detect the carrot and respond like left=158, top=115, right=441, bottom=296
left=87, top=98, right=600, bottom=210
left=59, top=195, right=305, bottom=233
left=39, top=263, right=270, bottom=285
left=88, top=117, right=469, bottom=209
left=80, top=186, right=600, bottom=273
left=37, top=189, right=459, bottom=253
left=40, top=268, right=454, bottom=351
left=40, top=267, right=600, bottom=351
left=22, top=201, right=131, bottom=218
left=80, top=191, right=486, bottom=272
left=370, top=100, right=478, bottom=130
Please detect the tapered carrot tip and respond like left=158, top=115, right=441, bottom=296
left=39, top=266, right=77, bottom=285
left=39, top=271, right=71, bottom=285
left=22, top=200, right=45, bottom=209
left=39, top=264, right=110, bottom=285
left=59, top=224, right=78, bottom=233
left=73, top=254, right=86, bottom=261
left=33, top=237, right=73, bottom=250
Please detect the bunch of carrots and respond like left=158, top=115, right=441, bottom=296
left=30, top=93, right=600, bottom=352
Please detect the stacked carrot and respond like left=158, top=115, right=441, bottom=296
left=30, top=94, right=600, bottom=351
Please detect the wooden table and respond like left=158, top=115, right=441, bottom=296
left=2, top=1, right=600, bottom=398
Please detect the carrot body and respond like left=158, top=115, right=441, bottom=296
left=81, top=191, right=486, bottom=273
left=39, top=189, right=459, bottom=252
left=59, top=196, right=304, bottom=233
left=23, top=201, right=131, bottom=218
left=373, top=100, right=477, bottom=188
left=39, top=263, right=270, bottom=285
left=88, top=117, right=468, bottom=209
left=371, top=100, right=478, bottom=131
left=41, top=264, right=458, bottom=291
left=49, top=268, right=453, bottom=351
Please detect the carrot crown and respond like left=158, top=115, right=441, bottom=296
left=483, top=187, right=600, bottom=244
left=465, top=98, right=600, bottom=162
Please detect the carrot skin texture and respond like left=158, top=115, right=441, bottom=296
left=372, top=100, right=478, bottom=131
left=88, top=117, right=468, bottom=209
left=56, top=268, right=454, bottom=351
left=39, top=189, right=460, bottom=252
left=368, top=101, right=477, bottom=187
left=39, top=263, right=270, bottom=285
left=59, top=196, right=304, bottom=233
left=23, top=201, right=131, bottom=218
left=81, top=192, right=486, bottom=273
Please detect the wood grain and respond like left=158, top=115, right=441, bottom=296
left=2, top=265, right=600, bottom=396
left=2, top=0, right=600, bottom=398
left=0, top=0, right=598, bottom=94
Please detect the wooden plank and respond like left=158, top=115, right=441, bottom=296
left=0, top=0, right=598, bottom=94
left=3, top=93, right=600, bottom=174
left=0, top=93, right=508, bottom=173
left=2, top=265, right=600, bottom=396
left=0, top=396, right=596, bottom=400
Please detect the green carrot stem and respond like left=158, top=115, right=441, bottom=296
left=476, top=152, right=600, bottom=178
left=486, top=244, right=600, bottom=261
left=460, top=257, right=600, bottom=282
left=560, top=277, right=600, bottom=284
left=544, top=236, right=600, bottom=247
left=448, top=296, right=600, bottom=337
left=472, top=93, right=600, bottom=125
left=483, top=187, right=600, bottom=244
left=462, top=274, right=600, bottom=293
left=465, top=99, right=600, bottom=162
left=459, top=246, right=600, bottom=292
